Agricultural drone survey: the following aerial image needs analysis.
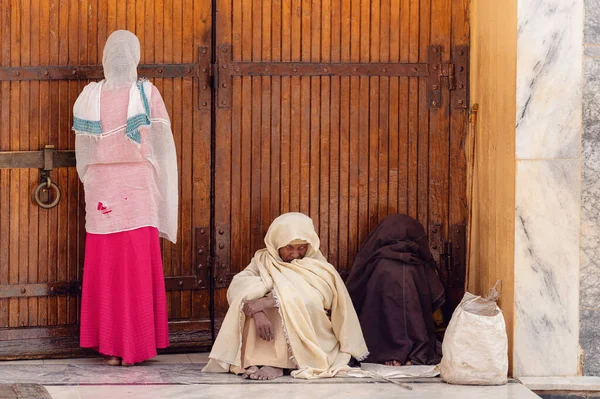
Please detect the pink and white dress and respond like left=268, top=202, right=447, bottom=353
left=73, top=79, right=178, bottom=364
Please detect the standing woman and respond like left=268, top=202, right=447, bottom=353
left=73, top=30, right=178, bottom=366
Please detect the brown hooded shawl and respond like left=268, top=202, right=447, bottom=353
left=346, top=214, right=445, bottom=365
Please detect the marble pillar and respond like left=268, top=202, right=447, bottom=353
left=514, top=0, right=583, bottom=376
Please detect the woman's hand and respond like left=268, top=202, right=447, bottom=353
left=242, top=298, right=265, bottom=318
left=252, top=311, right=274, bottom=341
left=242, top=293, right=277, bottom=318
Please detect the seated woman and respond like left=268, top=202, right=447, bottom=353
left=202, top=212, right=368, bottom=380
left=345, top=214, right=445, bottom=366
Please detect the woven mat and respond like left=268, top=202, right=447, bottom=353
left=0, top=384, right=52, bottom=399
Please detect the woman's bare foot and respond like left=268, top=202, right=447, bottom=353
left=242, top=365, right=259, bottom=379
left=121, top=361, right=135, bottom=367
left=384, top=359, right=402, bottom=366
left=103, top=356, right=121, bottom=366
left=249, top=366, right=284, bottom=380
left=384, top=359, right=413, bottom=366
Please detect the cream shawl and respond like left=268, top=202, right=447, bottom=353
left=203, top=212, right=369, bottom=379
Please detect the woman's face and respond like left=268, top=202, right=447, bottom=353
left=278, top=243, right=309, bottom=262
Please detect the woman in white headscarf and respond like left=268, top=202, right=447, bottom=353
left=73, top=30, right=178, bottom=366
left=203, top=212, right=368, bottom=380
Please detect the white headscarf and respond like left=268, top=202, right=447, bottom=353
left=102, top=30, right=140, bottom=89
left=204, top=213, right=368, bottom=379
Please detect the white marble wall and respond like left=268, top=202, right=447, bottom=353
left=514, top=0, right=583, bottom=377
left=581, top=0, right=600, bottom=376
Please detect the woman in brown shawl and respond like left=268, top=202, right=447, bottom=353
left=346, top=214, right=445, bottom=366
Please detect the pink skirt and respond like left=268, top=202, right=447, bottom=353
left=80, top=227, right=169, bottom=364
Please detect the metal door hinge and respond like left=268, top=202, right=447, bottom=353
left=427, top=45, right=469, bottom=109
left=430, top=224, right=466, bottom=288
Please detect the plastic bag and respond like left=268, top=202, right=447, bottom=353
left=439, top=281, right=508, bottom=385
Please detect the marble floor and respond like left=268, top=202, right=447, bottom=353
left=44, top=383, right=541, bottom=399
left=0, top=354, right=541, bottom=398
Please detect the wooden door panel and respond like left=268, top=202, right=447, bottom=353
left=214, top=0, right=470, bottom=320
left=0, top=0, right=213, bottom=358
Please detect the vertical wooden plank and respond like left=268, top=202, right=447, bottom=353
left=135, top=0, right=144, bottom=50
left=18, top=0, right=31, bottom=328
left=289, top=0, right=301, bottom=212
left=57, top=0, right=70, bottom=326
left=338, top=0, right=350, bottom=271
left=329, top=0, right=341, bottom=268
left=77, top=0, right=90, bottom=323
left=37, top=0, right=50, bottom=327
left=348, top=0, right=360, bottom=260
left=47, top=0, right=59, bottom=326
left=154, top=0, right=165, bottom=116
left=250, top=0, right=262, bottom=254
left=174, top=0, right=184, bottom=281
left=67, top=0, right=80, bottom=326
left=388, top=0, right=400, bottom=215
left=9, top=0, right=21, bottom=328
left=88, top=0, right=98, bottom=64
left=309, top=0, right=321, bottom=232
left=367, top=0, right=380, bottom=232
left=191, top=0, right=211, bottom=319
left=450, top=0, right=469, bottom=227
left=144, top=0, right=155, bottom=64
left=171, top=0, right=186, bottom=318
left=213, top=0, right=233, bottom=322
left=299, top=0, right=310, bottom=216
left=398, top=0, right=410, bottom=214
left=108, top=0, right=117, bottom=34
left=98, top=0, right=108, bottom=62
left=428, top=0, right=450, bottom=245
left=240, top=0, right=252, bottom=269
left=97, top=0, right=107, bottom=63
left=269, top=0, right=281, bottom=223
left=161, top=0, right=172, bottom=319
left=260, top=0, right=272, bottom=237
left=29, top=0, right=41, bottom=327
left=179, top=0, right=194, bottom=320
left=378, top=0, right=390, bottom=221
left=170, top=0, right=183, bottom=319
left=117, top=0, right=127, bottom=28
left=229, top=0, right=242, bottom=278
left=319, top=0, right=330, bottom=257
left=279, top=0, right=291, bottom=213
left=417, top=0, right=431, bottom=229
left=357, top=0, right=369, bottom=248
left=183, top=0, right=194, bottom=320
left=271, top=0, right=283, bottom=217
left=127, top=0, right=136, bottom=31
left=407, top=0, right=419, bottom=220
left=78, top=0, right=88, bottom=99
left=0, top=0, right=10, bottom=328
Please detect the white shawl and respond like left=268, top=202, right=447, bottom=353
left=203, top=212, right=369, bottom=379
left=73, top=30, right=178, bottom=242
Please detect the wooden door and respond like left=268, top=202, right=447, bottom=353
left=213, top=0, right=470, bottom=321
left=0, top=0, right=213, bottom=359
